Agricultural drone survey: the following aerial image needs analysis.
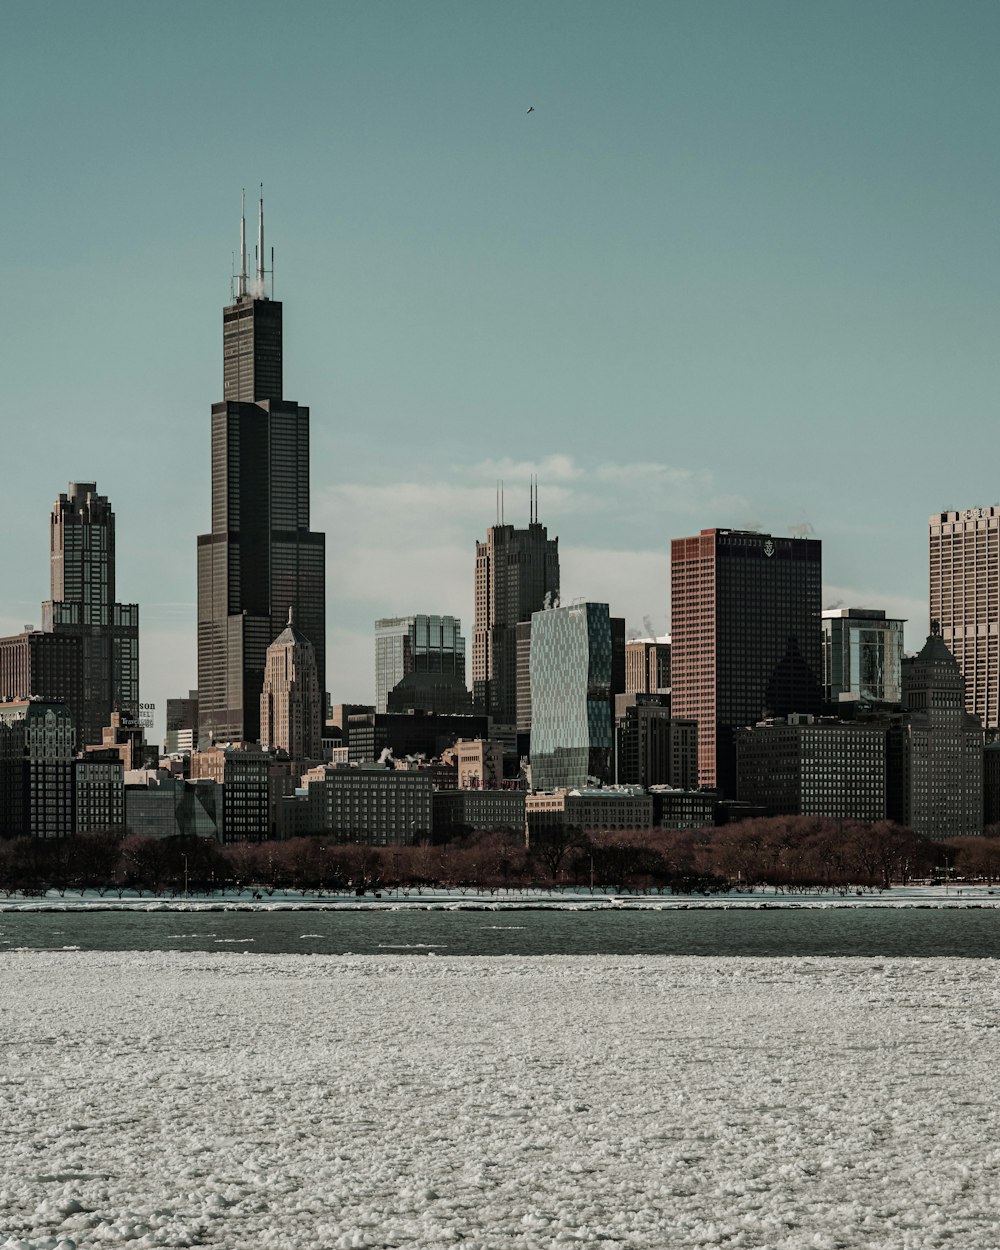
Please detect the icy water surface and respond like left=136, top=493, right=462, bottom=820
left=3, top=951, right=1000, bottom=1249
left=3, top=905, right=1000, bottom=955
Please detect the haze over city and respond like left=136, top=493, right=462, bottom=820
left=5, top=1, right=999, bottom=741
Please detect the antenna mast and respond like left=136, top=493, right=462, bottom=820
left=238, top=189, right=247, bottom=298
left=256, top=184, right=265, bottom=290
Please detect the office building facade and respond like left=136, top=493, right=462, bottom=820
left=375, top=615, right=466, bottom=713
left=929, top=506, right=1000, bottom=729
left=473, top=507, right=559, bottom=729
left=625, top=638, right=670, bottom=695
left=671, top=529, right=823, bottom=796
left=260, top=609, right=322, bottom=768
left=197, top=195, right=325, bottom=745
left=821, top=608, right=904, bottom=705
left=529, top=602, right=613, bottom=791
left=898, top=626, right=983, bottom=838
left=0, top=700, right=76, bottom=839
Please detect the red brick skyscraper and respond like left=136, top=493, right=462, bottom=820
left=670, top=529, right=823, bottom=796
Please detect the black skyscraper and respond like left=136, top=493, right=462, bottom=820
left=197, top=193, right=325, bottom=745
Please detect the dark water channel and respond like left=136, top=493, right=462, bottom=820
left=3, top=906, right=1000, bottom=957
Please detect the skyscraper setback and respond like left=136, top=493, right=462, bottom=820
left=197, top=193, right=326, bottom=745
left=472, top=487, right=559, bottom=730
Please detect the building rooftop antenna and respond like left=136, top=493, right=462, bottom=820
left=238, top=188, right=247, bottom=298
left=256, top=184, right=265, bottom=291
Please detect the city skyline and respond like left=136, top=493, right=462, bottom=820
left=5, top=3, right=1000, bottom=740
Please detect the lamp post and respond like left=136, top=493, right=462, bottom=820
left=182, top=852, right=189, bottom=897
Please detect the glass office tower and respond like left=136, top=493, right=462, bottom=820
left=529, top=602, right=613, bottom=791
left=374, top=615, right=466, bottom=713
left=821, top=608, right=904, bottom=705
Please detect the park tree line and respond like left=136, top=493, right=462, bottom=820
left=1, top=817, right=996, bottom=897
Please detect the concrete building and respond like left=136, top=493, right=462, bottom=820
left=0, top=631, right=82, bottom=731
left=432, top=789, right=527, bottom=840
left=736, top=715, right=888, bottom=820
left=74, top=751, right=124, bottom=834
left=449, top=738, right=504, bottom=790
left=649, top=787, right=718, bottom=831
left=165, top=690, right=198, bottom=753
left=197, top=194, right=326, bottom=745
left=525, top=787, right=654, bottom=839
left=898, top=625, right=983, bottom=838
left=84, top=711, right=156, bottom=772
left=191, top=743, right=291, bottom=842
left=929, top=506, right=1000, bottom=729
left=39, top=481, right=140, bottom=747
left=375, top=615, right=466, bottom=713
left=529, top=602, right=613, bottom=791
left=260, top=609, right=322, bottom=768
left=473, top=492, right=559, bottom=737
left=0, top=700, right=76, bottom=839
left=615, top=695, right=697, bottom=789
left=671, top=528, right=823, bottom=797
left=821, top=608, right=905, bottom=705
left=625, top=638, right=670, bottom=695
left=306, top=764, right=433, bottom=846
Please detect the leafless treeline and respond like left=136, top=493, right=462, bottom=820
left=1, top=818, right=995, bottom=897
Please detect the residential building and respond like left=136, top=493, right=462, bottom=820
left=260, top=608, right=322, bottom=768
left=39, top=481, right=140, bottom=746
left=529, top=602, right=613, bottom=791
left=74, top=751, right=125, bottom=834
left=306, top=764, right=433, bottom=846
left=671, top=528, right=823, bottom=797
left=821, top=608, right=905, bottom=705
left=375, top=615, right=466, bottom=713
left=649, top=787, right=718, bottom=831
left=197, top=194, right=326, bottom=745
left=929, top=506, right=1000, bottom=728
left=191, top=743, right=291, bottom=842
left=0, top=700, right=76, bottom=839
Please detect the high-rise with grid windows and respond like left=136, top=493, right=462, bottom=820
left=929, top=506, right=1000, bottom=730
left=197, top=193, right=326, bottom=745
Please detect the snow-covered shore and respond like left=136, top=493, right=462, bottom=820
left=2, top=952, right=1000, bottom=1248
left=1, top=885, right=998, bottom=912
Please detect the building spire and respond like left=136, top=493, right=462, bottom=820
left=238, top=189, right=248, bottom=298
left=287, top=604, right=294, bottom=627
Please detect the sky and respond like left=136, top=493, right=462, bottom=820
left=3, top=1, right=1000, bottom=740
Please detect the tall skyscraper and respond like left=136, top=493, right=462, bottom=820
left=473, top=485, right=559, bottom=730
left=40, top=481, right=139, bottom=746
left=820, top=608, right=904, bottom=705
left=529, top=601, right=613, bottom=791
left=671, top=528, right=823, bottom=796
left=374, top=615, right=466, bottom=713
left=898, top=624, right=983, bottom=838
left=929, top=506, right=1000, bottom=729
left=197, top=193, right=326, bottom=745
left=260, top=608, right=322, bottom=768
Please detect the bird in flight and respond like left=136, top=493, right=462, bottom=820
left=527, top=106, right=534, bottom=113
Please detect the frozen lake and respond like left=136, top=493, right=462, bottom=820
left=2, top=951, right=1000, bottom=1248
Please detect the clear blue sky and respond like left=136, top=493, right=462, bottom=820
left=4, top=1, right=999, bottom=735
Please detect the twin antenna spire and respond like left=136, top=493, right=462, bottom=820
left=494, top=475, right=540, bottom=526
left=234, top=185, right=273, bottom=300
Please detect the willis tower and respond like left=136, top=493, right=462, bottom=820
left=197, top=191, right=326, bottom=745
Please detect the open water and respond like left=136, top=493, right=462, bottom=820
left=3, top=905, right=1000, bottom=957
